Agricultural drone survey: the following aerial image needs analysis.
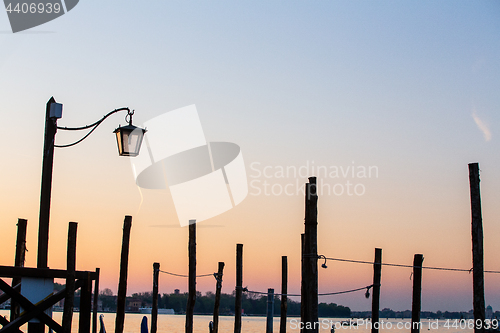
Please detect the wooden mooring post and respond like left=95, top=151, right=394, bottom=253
left=234, top=244, right=243, bottom=333
left=213, top=262, right=225, bottom=333
left=469, top=163, right=485, bottom=333
left=300, top=233, right=305, bottom=332
left=152, top=262, right=160, bottom=333
left=115, top=216, right=132, bottom=333
left=92, top=268, right=100, bottom=333
left=371, top=248, right=382, bottom=333
left=62, top=222, right=77, bottom=333
left=302, top=177, right=318, bottom=333
left=10, top=218, right=27, bottom=322
left=411, top=254, right=423, bottom=333
left=186, top=221, right=196, bottom=333
left=266, top=288, right=274, bottom=333
left=280, top=256, right=287, bottom=333
left=79, top=272, right=92, bottom=333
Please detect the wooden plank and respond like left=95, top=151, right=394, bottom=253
left=0, top=283, right=20, bottom=304
left=0, top=265, right=97, bottom=280
left=0, top=278, right=84, bottom=333
left=0, top=314, right=23, bottom=333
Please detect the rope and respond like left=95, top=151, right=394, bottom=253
left=318, top=256, right=500, bottom=274
left=238, top=284, right=374, bottom=297
left=159, top=270, right=214, bottom=278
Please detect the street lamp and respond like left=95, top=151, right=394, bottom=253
left=37, top=97, right=146, bottom=269
left=113, top=111, right=147, bottom=157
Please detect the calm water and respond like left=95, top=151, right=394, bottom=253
left=0, top=310, right=477, bottom=333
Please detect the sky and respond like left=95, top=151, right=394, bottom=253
left=0, top=1, right=499, bottom=313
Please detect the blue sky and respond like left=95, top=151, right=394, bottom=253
left=1, top=1, right=499, bottom=312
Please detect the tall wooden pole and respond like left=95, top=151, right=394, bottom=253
left=300, top=233, right=305, bottom=333
left=303, top=177, right=318, bottom=333
left=152, top=262, right=160, bottom=333
left=62, top=222, right=77, bottom=333
left=234, top=244, right=243, bottom=333
left=186, top=222, right=196, bottom=333
left=11, top=218, right=27, bottom=321
left=411, top=254, right=423, bottom=333
left=266, top=289, right=274, bottom=333
left=280, top=256, right=288, bottom=333
left=213, top=262, right=225, bottom=333
left=469, top=163, right=485, bottom=333
left=37, top=97, right=58, bottom=269
left=79, top=272, right=92, bottom=333
left=371, top=248, right=382, bottom=333
left=92, top=268, right=100, bottom=333
left=115, top=216, right=132, bottom=333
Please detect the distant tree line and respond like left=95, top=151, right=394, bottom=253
left=96, top=287, right=350, bottom=317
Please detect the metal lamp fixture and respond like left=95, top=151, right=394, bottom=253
left=113, top=110, right=147, bottom=157
left=37, top=98, right=147, bottom=269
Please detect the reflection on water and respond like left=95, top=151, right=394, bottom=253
left=0, top=310, right=475, bottom=333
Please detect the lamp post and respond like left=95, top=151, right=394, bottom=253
left=37, top=97, right=146, bottom=269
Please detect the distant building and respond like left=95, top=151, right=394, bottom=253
left=486, top=305, right=493, bottom=319
left=127, top=299, right=141, bottom=313
left=174, top=289, right=180, bottom=295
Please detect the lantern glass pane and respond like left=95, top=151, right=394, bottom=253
left=115, top=131, right=124, bottom=155
left=122, top=131, right=131, bottom=153
left=128, top=132, right=140, bottom=155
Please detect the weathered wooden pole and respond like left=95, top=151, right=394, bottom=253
left=11, top=218, right=27, bottom=321
left=186, top=221, right=196, bottom=333
left=300, top=233, right=305, bottom=332
left=213, top=262, right=225, bottom=333
left=152, top=262, right=160, bottom=333
left=79, top=271, right=92, bottom=333
left=267, top=288, right=274, bottom=333
left=92, top=268, right=100, bottom=333
left=115, top=216, right=132, bottom=333
left=469, top=163, right=485, bottom=333
left=411, top=254, right=423, bottom=333
left=280, top=256, right=287, bottom=333
left=371, top=248, right=382, bottom=333
left=37, top=97, right=58, bottom=270
left=61, top=222, right=77, bottom=333
left=303, top=177, right=318, bottom=333
left=234, top=244, right=243, bottom=333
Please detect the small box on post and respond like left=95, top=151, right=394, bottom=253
left=49, top=103, right=63, bottom=119
left=20, top=277, right=54, bottom=321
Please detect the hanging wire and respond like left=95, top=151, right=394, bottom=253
left=316, top=256, right=500, bottom=274
left=237, top=284, right=375, bottom=297
left=54, top=107, right=131, bottom=148
left=159, top=269, right=214, bottom=278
